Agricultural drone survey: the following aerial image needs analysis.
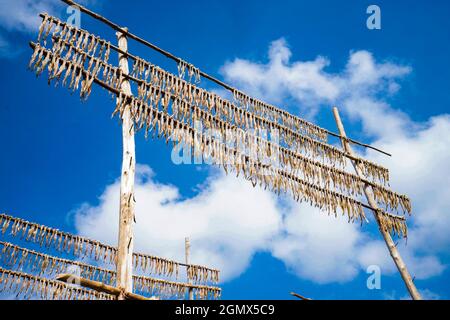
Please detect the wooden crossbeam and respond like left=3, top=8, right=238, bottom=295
left=56, top=274, right=156, bottom=300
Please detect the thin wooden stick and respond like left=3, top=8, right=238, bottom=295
left=116, top=28, right=135, bottom=300
left=290, top=291, right=312, bottom=300
left=58, top=0, right=391, bottom=156
left=56, top=274, right=156, bottom=300
left=332, top=106, right=421, bottom=300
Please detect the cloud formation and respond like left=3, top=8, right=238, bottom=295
left=220, top=38, right=450, bottom=282
left=74, top=165, right=282, bottom=281
left=0, top=0, right=97, bottom=58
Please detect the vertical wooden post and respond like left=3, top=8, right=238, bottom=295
left=332, top=106, right=422, bottom=300
left=185, top=237, right=194, bottom=300
left=116, top=28, right=135, bottom=300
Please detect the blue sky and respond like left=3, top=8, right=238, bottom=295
left=1, top=0, right=450, bottom=300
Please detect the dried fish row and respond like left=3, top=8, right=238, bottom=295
left=132, top=253, right=180, bottom=280
left=26, top=40, right=406, bottom=236
left=177, top=59, right=201, bottom=83
left=133, top=59, right=338, bottom=159
left=50, top=36, right=121, bottom=97
left=0, top=213, right=220, bottom=283
left=0, top=267, right=114, bottom=300
left=113, top=94, right=408, bottom=237
left=377, top=210, right=408, bottom=238
left=133, top=252, right=219, bottom=284
left=38, top=14, right=325, bottom=144
left=130, top=40, right=327, bottom=142
left=38, top=13, right=111, bottom=63
left=232, top=88, right=328, bottom=142
left=130, top=57, right=389, bottom=185
left=29, top=42, right=120, bottom=101
left=0, top=241, right=115, bottom=285
left=34, top=37, right=401, bottom=216
left=0, top=241, right=221, bottom=299
left=135, top=80, right=410, bottom=214
left=35, top=15, right=390, bottom=186
left=0, top=213, right=118, bottom=264
left=133, top=275, right=221, bottom=300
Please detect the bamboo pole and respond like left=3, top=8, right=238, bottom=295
left=332, top=107, right=421, bottom=300
left=56, top=274, right=155, bottom=300
left=185, top=237, right=194, bottom=300
left=116, top=27, right=136, bottom=300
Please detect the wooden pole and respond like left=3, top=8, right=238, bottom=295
left=185, top=237, right=194, bottom=300
left=332, top=107, right=422, bottom=300
left=116, top=27, right=136, bottom=300
left=56, top=274, right=155, bottom=300
left=290, top=292, right=312, bottom=300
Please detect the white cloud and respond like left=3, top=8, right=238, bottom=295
left=0, top=33, right=12, bottom=57
left=220, top=38, right=340, bottom=116
left=271, top=204, right=365, bottom=284
left=74, top=165, right=282, bottom=281
left=0, top=0, right=57, bottom=33
left=220, top=38, right=450, bottom=284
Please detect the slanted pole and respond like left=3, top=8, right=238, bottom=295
left=185, top=237, right=194, bottom=300
left=56, top=274, right=155, bottom=300
left=116, top=27, right=135, bottom=300
left=332, top=106, right=421, bottom=300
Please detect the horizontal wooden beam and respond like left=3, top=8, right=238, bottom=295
left=56, top=274, right=157, bottom=300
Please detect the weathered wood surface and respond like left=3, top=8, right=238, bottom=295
left=116, top=28, right=136, bottom=300
left=332, top=106, right=421, bottom=300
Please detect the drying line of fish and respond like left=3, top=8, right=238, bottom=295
left=0, top=267, right=114, bottom=300
left=35, top=13, right=391, bottom=186
left=232, top=88, right=329, bottom=141
left=377, top=210, right=408, bottom=238
left=27, top=23, right=407, bottom=236
left=34, top=15, right=389, bottom=183
left=177, top=59, right=201, bottom=83
left=113, top=93, right=408, bottom=237
left=0, top=240, right=115, bottom=285
left=0, top=241, right=221, bottom=300
left=0, top=213, right=220, bottom=282
left=130, top=58, right=390, bottom=185
left=133, top=79, right=409, bottom=214
left=38, top=13, right=111, bottom=63
left=134, top=275, right=221, bottom=300
left=28, top=41, right=120, bottom=101
left=131, top=58, right=389, bottom=184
